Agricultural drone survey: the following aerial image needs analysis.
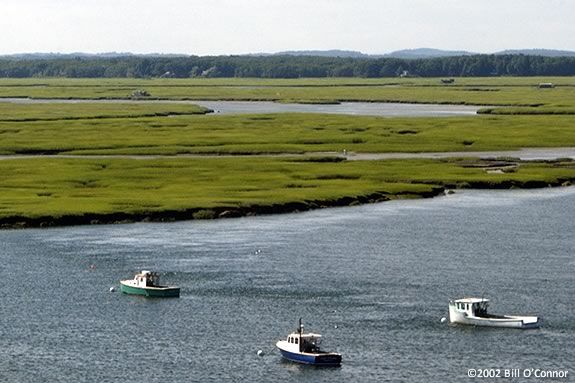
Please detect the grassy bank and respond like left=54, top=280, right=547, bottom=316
left=1, top=77, right=574, bottom=109
left=1, top=112, right=574, bottom=155
left=0, top=102, right=209, bottom=122
left=0, top=157, right=574, bottom=228
left=478, top=106, right=575, bottom=115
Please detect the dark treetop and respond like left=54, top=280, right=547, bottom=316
left=1, top=54, right=575, bottom=78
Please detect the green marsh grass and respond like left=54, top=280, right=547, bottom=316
left=0, top=102, right=208, bottom=121
left=1, top=77, right=574, bottom=226
left=0, top=112, right=574, bottom=155
left=1, top=157, right=573, bottom=223
left=1, top=77, right=574, bottom=110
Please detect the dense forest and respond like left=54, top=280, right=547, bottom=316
left=0, top=54, right=574, bottom=78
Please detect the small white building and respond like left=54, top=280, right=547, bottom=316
left=538, top=83, right=555, bottom=89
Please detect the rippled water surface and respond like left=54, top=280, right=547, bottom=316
left=1, top=188, right=573, bottom=382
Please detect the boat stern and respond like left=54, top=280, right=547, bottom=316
left=314, top=352, right=342, bottom=366
left=520, top=316, right=540, bottom=329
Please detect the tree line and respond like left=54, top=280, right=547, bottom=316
left=0, top=54, right=574, bottom=78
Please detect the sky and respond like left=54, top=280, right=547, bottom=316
left=2, top=0, right=574, bottom=55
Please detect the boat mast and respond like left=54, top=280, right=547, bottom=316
left=299, top=317, right=302, bottom=353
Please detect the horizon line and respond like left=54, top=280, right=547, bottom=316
left=2, top=47, right=575, bottom=57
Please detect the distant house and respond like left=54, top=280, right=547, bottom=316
left=160, top=71, right=174, bottom=78
left=201, top=66, right=217, bottom=77
left=538, top=83, right=555, bottom=88
left=130, top=89, right=151, bottom=98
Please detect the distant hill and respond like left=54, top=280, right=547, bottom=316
left=262, top=48, right=575, bottom=59
left=384, top=48, right=477, bottom=59
left=4, top=49, right=575, bottom=60
left=495, top=49, right=575, bottom=57
left=263, top=48, right=473, bottom=59
left=273, top=50, right=370, bottom=58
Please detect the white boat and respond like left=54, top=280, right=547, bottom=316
left=276, top=319, right=342, bottom=366
left=449, top=298, right=540, bottom=329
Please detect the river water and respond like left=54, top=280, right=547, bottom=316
left=0, top=98, right=480, bottom=117
left=194, top=101, right=480, bottom=117
left=0, top=188, right=573, bottom=382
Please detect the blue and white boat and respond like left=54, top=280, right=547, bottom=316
left=276, top=319, right=342, bottom=366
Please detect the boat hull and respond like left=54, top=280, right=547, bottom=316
left=453, top=316, right=540, bottom=329
left=120, top=281, right=180, bottom=297
left=277, top=346, right=341, bottom=366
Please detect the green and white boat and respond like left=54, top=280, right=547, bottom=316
left=120, top=270, right=180, bottom=298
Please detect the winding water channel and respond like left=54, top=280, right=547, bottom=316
left=2, top=147, right=575, bottom=162
left=194, top=100, right=482, bottom=117
left=1, top=97, right=481, bottom=117
left=2, top=97, right=574, bottom=160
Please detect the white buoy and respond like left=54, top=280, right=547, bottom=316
left=334, top=325, right=338, bottom=329
left=441, top=317, right=447, bottom=323
left=257, top=350, right=264, bottom=357
left=109, top=287, right=116, bottom=292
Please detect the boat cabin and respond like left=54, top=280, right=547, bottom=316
left=450, top=297, right=489, bottom=317
left=286, top=332, right=323, bottom=353
left=132, top=270, right=161, bottom=288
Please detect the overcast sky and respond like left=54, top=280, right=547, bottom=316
left=3, top=0, right=574, bottom=55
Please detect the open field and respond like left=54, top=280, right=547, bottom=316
left=1, top=77, right=574, bottom=110
left=1, top=156, right=574, bottom=228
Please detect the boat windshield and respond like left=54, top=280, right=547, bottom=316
left=301, top=337, right=322, bottom=353
left=148, top=273, right=160, bottom=286
left=137, top=272, right=160, bottom=287
left=474, top=301, right=489, bottom=317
